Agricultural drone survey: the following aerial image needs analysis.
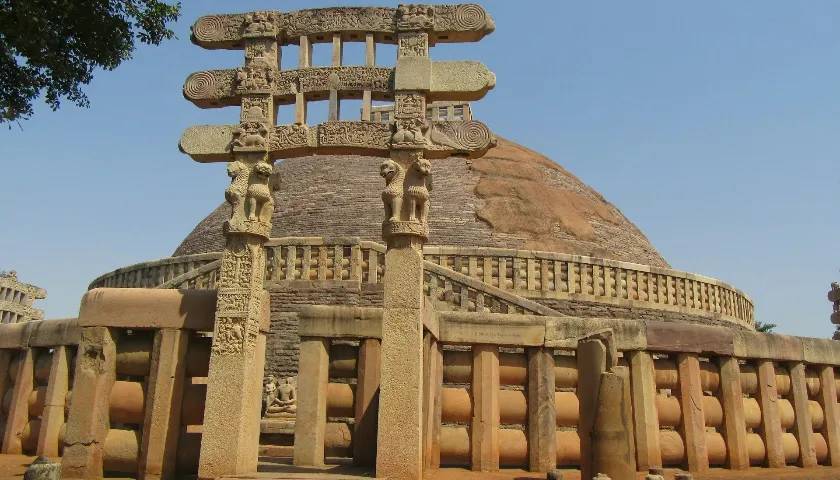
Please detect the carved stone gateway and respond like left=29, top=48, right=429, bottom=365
left=180, top=4, right=494, bottom=478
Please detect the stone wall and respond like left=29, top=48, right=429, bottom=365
left=266, top=282, right=383, bottom=378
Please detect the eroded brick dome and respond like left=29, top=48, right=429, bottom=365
left=174, top=137, right=668, bottom=268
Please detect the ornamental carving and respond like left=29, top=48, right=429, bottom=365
left=318, top=122, right=391, bottom=149
left=392, top=118, right=429, bottom=148
left=298, top=67, right=392, bottom=94
left=397, top=4, right=434, bottom=31
left=183, top=70, right=235, bottom=104
left=380, top=152, right=432, bottom=241
left=433, top=4, right=492, bottom=32
left=242, top=11, right=277, bottom=38
left=395, top=92, right=425, bottom=118
left=270, top=124, right=311, bottom=150
left=427, top=120, right=495, bottom=153
left=399, top=32, right=429, bottom=57
left=232, top=106, right=270, bottom=150
left=245, top=41, right=276, bottom=65
left=235, top=63, right=276, bottom=93
left=281, top=7, right=395, bottom=38
left=192, top=14, right=244, bottom=43
left=224, top=156, right=275, bottom=237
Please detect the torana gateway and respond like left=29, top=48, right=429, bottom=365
left=2, top=4, right=839, bottom=480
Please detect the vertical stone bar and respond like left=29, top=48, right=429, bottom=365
left=354, top=338, right=381, bottom=466
left=819, top=366, right=840, bottom=465
left=471, top=345, right=499, bottom=471
left=677, top=353, right=708, bottom=472
left=577, top=339, right=607, bottom=480
left=423, top=337, right=442, bottom=470
left=2, top=348, right=33, bottom=454
left=789, top=362, right=817, bottom=467
left=592, top=368, right=637, bottom=480
left=294, top=337, right=329, bottom=466
left=296, top=35, right=311, bottom=124
left=0, top=350, right=13, bottom=443
left=629, top=350, right=661, bottom=471
left=61, top=327, right=116, bottom=479
left=328, top=34, right=342, bottom=121
left=756, top=360, right=785, bottom=467
left=139, top=329, right=190, bottom=480
left=361, top=33, right=375, bottom=121
left=717, top=356, right=748, bottom=470
left=527, top=347, right=556, bottom=472
left=37, top=345, right=69, bottom=457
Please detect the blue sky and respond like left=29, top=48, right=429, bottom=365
left=2, top=1, right=838, bottom=337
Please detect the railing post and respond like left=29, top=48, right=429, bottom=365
left=0, top=350, right=13, bottom=443
left=577, top=338, right=607, bottom=480
left=139, top=329, right=190, bottom=480
left=354, top=338, right=381, bottom=466
left=2, top=348, right=33, bottom=454
left=756, top=360, right=785, bottom=467
left=789, top=362, right=817, bottom=467
left=471, top=344, right=499, bottom=471
left=717, top=356, right=748, bottom=470
left=62, top=327, right=117, bottom=479
left=527, top=346, right=556, bottom=472
left=422, top=333, right=442, bottom=470
left=818, top=365, right=840, bottom=465
left=629, top=350, right=661, bottom=471
left=676, top=353, right=708, bottom=472
left=37, top=345, right=70, bottom=457
left=294, top=337, right=329, bottom=466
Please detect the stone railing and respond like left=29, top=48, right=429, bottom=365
left=88, top=239, right=754, bottom=327
left=295, top=305, right=840, bottom=475
left=88, top=253, right=221, bottom=290
left=423, top=246, right=754, bottom=328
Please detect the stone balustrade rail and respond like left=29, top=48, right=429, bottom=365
left=88, top=238, right=754, bottom=328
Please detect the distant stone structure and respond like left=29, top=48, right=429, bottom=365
left=831, top=282, right=840, bottom=339
left=0, top=271, right=46, bottom=324
left=369, top=101, right=472, bottom=123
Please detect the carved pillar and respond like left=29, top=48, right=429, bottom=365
left=376, top=11, right=434, bottom=480
left=198, top=15, right=277, bottom=480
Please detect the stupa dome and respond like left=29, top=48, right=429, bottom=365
left=174, top=137, right=668, bottom=269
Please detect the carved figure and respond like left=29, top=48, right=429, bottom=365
left=243, top=12, right=274, bottom=36
left=392, top=118, right=428, bottom=147
left=235, top=64, right=276, bottom=92
left=263, top=375, right=297, bottom=418
left=225, top=161, right=248, bottom=207
left=232, top=106, right=270, bottom=149
left=246, top=162, right=273, bottom=221
left=380, top=159, right=404, bottom=222
left=405, top=158, right=432, bottom=223
left=397, top=4, right=434, bottom=30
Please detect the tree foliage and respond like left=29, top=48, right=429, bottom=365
left=0, top=0, right=180, bottom=123
left=754, top=321, right=777, bottom=333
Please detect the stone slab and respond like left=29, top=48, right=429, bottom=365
left=79, top=288, right=217, bottom=331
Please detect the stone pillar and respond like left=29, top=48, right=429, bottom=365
left=61, top=327, right=117, bottom=479
left=37, top=345, right=70, bottom=457
left=629, top=351, right=661, bottom=471
left=676, top=353, right=708, bottom=472
left=2, top=348, right=33, bottom=454
left=788, top=362, right=817, bottom=467
left=756, top=360, right=785, bottom=468
left=577, top=338, right=607, bottom=480
left=819, top=366, right=840, bottom=465
left=139, top=329, right=189, bottom=480
left=471, top=345, right=499, bottom=471
left=198, top=20, right=277, bottom=478
left=294, top=338, right=329, bottom=466
left=592, top=368, right=636, bottom=480
left=527, top=347, right=556, bottom=472
left=354, top=338, right=381, bottom=466
left=717, top=356, right=748, bottom=470
left=376, top=19, right=434, bottom=480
